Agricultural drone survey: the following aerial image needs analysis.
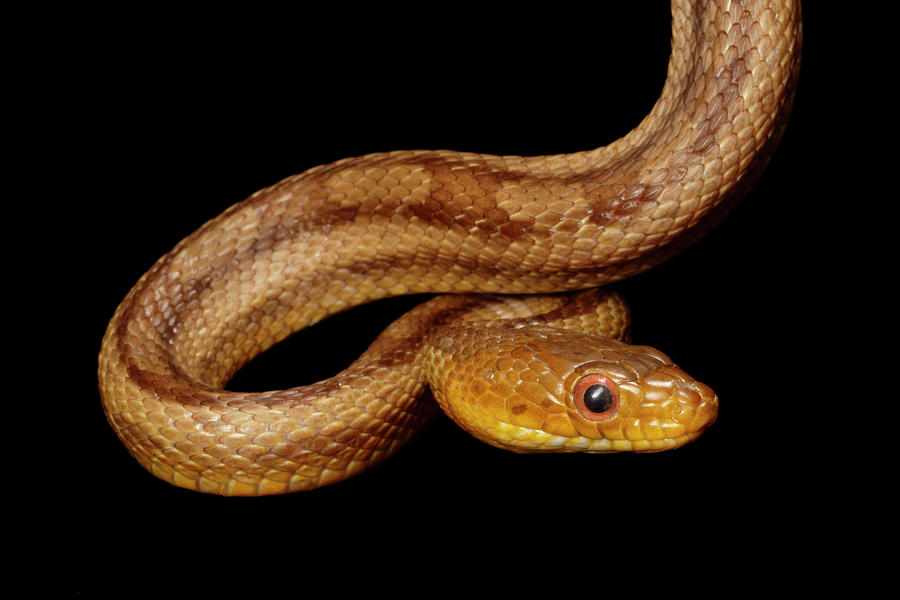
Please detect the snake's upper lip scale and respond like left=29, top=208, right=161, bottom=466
left=489, top=422, right=707, bottom=453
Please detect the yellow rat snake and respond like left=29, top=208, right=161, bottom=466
left=98, top=0, right=802, bottom=495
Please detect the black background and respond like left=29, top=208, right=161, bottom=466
left=25, top=3, right=870, bottom=592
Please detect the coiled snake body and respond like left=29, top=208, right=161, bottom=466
left=99, top=0, right=801, bottom=495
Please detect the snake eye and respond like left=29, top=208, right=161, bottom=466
left=573, top=373, right=619, bottom=422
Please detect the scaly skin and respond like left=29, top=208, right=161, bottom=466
left=98, top=0, right=801, bottom=495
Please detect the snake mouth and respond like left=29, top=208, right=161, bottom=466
left=556, top=431, right=705, bottom=453
left=622, top=432, right=705, bottom=452
left=486, top=422, right=706, bottom=453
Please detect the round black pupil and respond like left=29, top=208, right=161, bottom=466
left=583, top=384, right=612, bottom=413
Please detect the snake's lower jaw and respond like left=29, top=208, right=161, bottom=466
left=442, top=396, right=720, bottom=455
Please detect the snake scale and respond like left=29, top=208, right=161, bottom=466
left=99, top=0, right=801, bottom=495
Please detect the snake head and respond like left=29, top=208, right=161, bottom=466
left=549, top=335, right=719, bottom=452
left=425, top=324, right=718, bottom=453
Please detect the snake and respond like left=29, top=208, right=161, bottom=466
left=98, top=0, right=801, bottom=496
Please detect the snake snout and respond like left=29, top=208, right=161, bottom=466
left=628, top=362, right=718, bottom=447
left=671, top=378, right=719, bottom=436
